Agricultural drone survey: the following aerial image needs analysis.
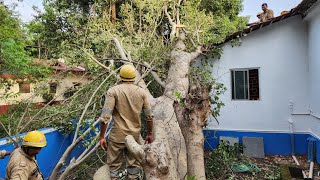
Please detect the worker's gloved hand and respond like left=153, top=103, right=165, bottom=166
left=145, top=132, right=153, bottom=144
left=99, top=138, right=107, bottom=152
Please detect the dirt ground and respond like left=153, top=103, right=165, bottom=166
left=264, top=155, right=320, bottom=180
left=204, top=150, right=320, bottom=180
left=66, top=151, right=319, bottom=180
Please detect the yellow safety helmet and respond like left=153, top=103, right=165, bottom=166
left=22, top=131, right=47, bottom=147
left=119, top=64, right=136, bottom=82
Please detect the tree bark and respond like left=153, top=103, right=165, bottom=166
left=110, top=0, right=116, bottom=23
left=94, top=35, right=205, bottom=180
left=124, top=34, right=203, bottom=179
left=174, top=80, right=210, bottom=179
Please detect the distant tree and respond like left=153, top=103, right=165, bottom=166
left=3, top=0, right=248, bottom=179
left=0, top=4, right=50, bottom=101
left=0, top=4, right=49, bottom=76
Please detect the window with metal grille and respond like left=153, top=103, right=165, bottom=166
left=19, top=83, right=31, bottom=93
left=231, top=68, right=260, bottom=100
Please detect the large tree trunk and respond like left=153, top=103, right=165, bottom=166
left=94, top=35, right=204, bottom=180
left=125, top=35, right=204, bottom=179
left=174, top=80, right=211, bottom=179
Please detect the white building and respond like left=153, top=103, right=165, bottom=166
left=206, top=0, right=320, bottom=158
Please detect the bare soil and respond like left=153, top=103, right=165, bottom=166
left=204, top=150, right=320, bottom=180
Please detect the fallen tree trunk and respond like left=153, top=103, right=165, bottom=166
left=174, top=80, right=211, bottom=179
left=123, top=34, right=204, bottom=179
left=93, top=34, right=204, bottom=179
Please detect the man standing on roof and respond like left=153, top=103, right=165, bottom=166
left=260, top=3, right=274, bottom=22
left=99, top=64, right=154, bottom=180
left=6, top=131, right=46, bottom=180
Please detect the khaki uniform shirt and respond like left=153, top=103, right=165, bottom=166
left=260, top=9, right=274, bottom=22
left=100, top=83, right=153, bottom=143
left=6, top=148, right=43, bottom=180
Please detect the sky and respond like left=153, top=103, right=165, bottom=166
left=240, top=0, right=302, bottom=22
left=3, top=0, right=303, bottom=23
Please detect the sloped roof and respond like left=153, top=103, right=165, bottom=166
left=220, top=0, right=319, bottom=44
left=51, top=61, right=86, bottom=72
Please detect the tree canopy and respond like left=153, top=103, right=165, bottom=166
left=29, top=0, right=247, bottom=75
left=0, top=4, right=49, bottom=77
left=1, top=1, right=249, bottom=178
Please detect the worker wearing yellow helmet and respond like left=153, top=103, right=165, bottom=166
left=6, top=130, right=46, bottom=180
left=99, top=64, right=154, bottom=180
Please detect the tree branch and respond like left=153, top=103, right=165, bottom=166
left=112, top=38, right=128, bottom=60
left=164, top=6, right=177, bottom=41
left=190, top=46, right=203, bottom=62
left=19, top=87, right=67, bottom=134
left=0, top=121, right=18, bottom=146
left=49, top=119, right=102, bottom=180
left=99, top=58, right=159, bottom=72
left=125, top=135, right=145, bottom=163
left=71, top=44, right=111, bottom=70
left=164, top=6, right=175, bottom=26
left=143, top=62, right=165, bottom=88
left=72, top=68, right=120, bottom=143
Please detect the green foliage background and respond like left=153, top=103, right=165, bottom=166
left=0, top=0, right=248, bottom=140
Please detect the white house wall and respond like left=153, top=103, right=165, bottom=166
left=209, top=16, right=311, bottom=133
left=306, top=3, right=320, bottom=118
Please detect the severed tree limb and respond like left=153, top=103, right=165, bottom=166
left=18, top=89, right=67, bottom=134
left=58, top=127, right=110, bottom=180
left=99, top=58, right=159, bottom=72
left=112, top=38, right=127, bottom=60
left=125, top=135, right=145, bottom=164
left=124, top=121, right=177, bottom=180
left=72, top=69, right=120, bottom=143
left=50, top=69, right=117, bottom=180
left=112, top=37, right=151, bottom=93
left=78, top=45, right=111, bottom=70
left=0, top=121, right=18, bottom=147
left=164, top=6, right=175, bottom=26
left=58, top=143, right=100, bottom=180
left=164, top=6, right=177, bottom=41
left=143, top=62, right=165, bottom=88
left=49, top=119, right=102, bottom=180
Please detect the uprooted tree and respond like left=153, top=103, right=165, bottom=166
left=0, top=0, right=247, bottom=179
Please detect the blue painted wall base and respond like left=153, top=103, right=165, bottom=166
left=0, top=128, right=85, bottom=179
left=204, top=129, right=320, bottom=163
left=1, top=128, right=320, bottom=179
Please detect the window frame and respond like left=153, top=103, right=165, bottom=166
left=230, top=68, right=261, bottom=101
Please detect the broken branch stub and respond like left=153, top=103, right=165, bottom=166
left=125, top=134, right=171, bottom=180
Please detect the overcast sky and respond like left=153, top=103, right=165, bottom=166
left=240, top=0, right=302, bottom=22
left=3, top=0, right=302, bottom=23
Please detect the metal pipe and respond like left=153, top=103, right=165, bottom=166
left=292, top=155, right=307, bottom=178
left=309, top=161, right=314, bottom=179
left=288, top=118, right=307, bottom=178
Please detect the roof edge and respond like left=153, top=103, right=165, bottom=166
left=217, top=0, right=318, bottom=45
